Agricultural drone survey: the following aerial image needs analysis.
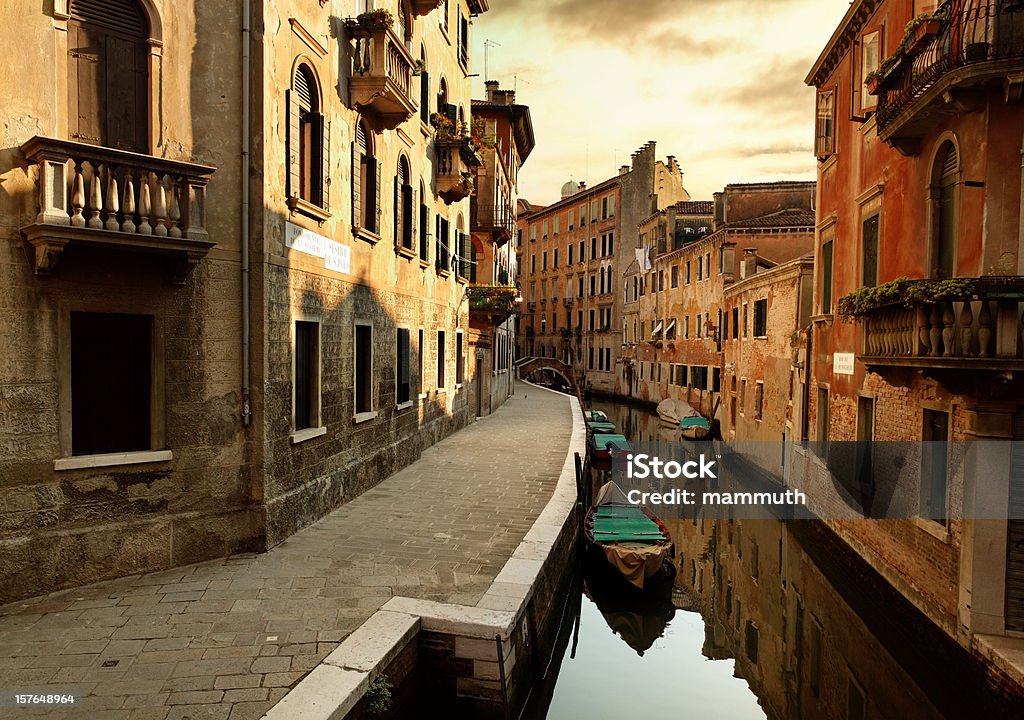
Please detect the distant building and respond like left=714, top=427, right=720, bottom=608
left=467, top=82, right=534, bottom=416
left=802, top=0, right=1024, bottom=647
left=627, top=184, right=816, bottom=422
left=515, top=143, right=689, bottom=394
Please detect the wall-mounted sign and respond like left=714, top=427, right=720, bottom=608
left=834, top=352, right=855, bottom=376
left=285, top=222, right=350, bottom=275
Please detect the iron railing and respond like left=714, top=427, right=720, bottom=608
left=877, top=0, right=1024, bottom=131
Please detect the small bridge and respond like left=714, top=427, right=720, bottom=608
left=515, top=357, right=578, bottom=394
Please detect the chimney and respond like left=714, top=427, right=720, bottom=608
left=619, top=165, right=629, bottom=176
left=485, top=80, right=499, bottom=102
left=741, top=248, right=758, bottom=279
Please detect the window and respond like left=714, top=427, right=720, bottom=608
left=723, top=309, right=729, bottom=339
left=815, top=89, right=835, bottom=158
left=542, top=252, right=547, bottom=271
left=740, top=379, right=747, bottom=415
left=671, top=265, right=678, bottom=288
left=419, top=49, right=430, bottom=124
left=742, top=303, right=749, bottom=338
left=353, top=122, right=379, bottom=233
left=589, top=310, right=595, bottom=331
left=542, top=220, right=549, bottom=238
left=862, top=214, right=879, bottom=287
left=601, top=197, right=608, bottom=219
left=590, top=274, right=596, bottom=296
left=753, top=298, right=768, bottom=337
left=607, top=233, right=614, bottom=255
left=456, top=330, right=464, bottom=385
left=578, top=276, right=584, bottom=298
left=288, top=63, right=329, bottom=211
left=821, top=232, right=834, bottom=313
left=921, top=409, right=950, bottom=525
left=553, top=248, right=559, bottom=268
left=436, top=330, right=446, bottom=389
left=684, top=316, right=690, bottom=338
left=809, top=619, right=823, bottom=697
left=745, top=621, right=759, bottom=663
left=579, top=240, right=585, bottom=261
left=754, top=382, right=764, bottom=420
left=658, top=270, right=665, bottom=292
left=68, top=0, right=149, bottom=153
left=395, top=157, right=413, bottom=252
left=436, top=215, right=450, bottom=272
left=816, top=387, right=830, bottom=452
left=70, top=312, right=153, bottom=455
left=691, top=366, right=708, bottom=391
left=554, top=216, right=560, bottom=235
left=860, top=29, right=881, bottom=113
left=591, top=237, right=597, bottom=259
left=697, top=256, right=703, bottom=281
left=355, top=322, right=373, bottom=415
left=712, top=367, right=721, bottom=393
left=568, top=244, right=574, bottom=265
left=457, top=8, right=469, bottom=67
left=456, top=215, right=468, bottom=278
left=931, top=141, right=959, bottom=279
left=685, top=260, right=691, bottom=284
left=732, top=307, right=739, bottom=339
left=396, top=328, right=411, bottom=406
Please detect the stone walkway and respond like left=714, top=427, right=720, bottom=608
left=0, top=388, right=573, bottom=720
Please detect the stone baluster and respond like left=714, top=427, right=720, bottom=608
left=959, top=301, right=974, bottom=357
left=916, top=305, right=930, bottom=356
left=87, top=165, right=103, bottom=229
left=121, top=170, right=136, bottom=233
left=153, top=174, right=168, bottom=237
left=104, top=167, right=120, bottom=231
left=70, top=163, right=86, bottom=227
left=138, top=173, right=153, bottom=235
left=167, top=177, right=182, bottom=238
left=902, top=309, right=913, bottom=355
left=929, top=305, right=943, bottom=357
left=867, top=317, right=877, bottom=355
left=978, top=300, right=993, bottom=358
left=941, top=302, right=955, bottom=357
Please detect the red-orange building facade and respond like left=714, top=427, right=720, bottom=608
left=802, top=0, right=1024, bottom=648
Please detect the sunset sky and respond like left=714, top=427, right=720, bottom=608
left=472, top=0, right=852, bottom=205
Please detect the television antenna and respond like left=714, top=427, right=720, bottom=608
left=484, top=39, right=501, bottom=82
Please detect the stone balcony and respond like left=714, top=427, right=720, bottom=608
left=876, top=1, right=1024, bottom=154
left=435, top=136, right=482, bottom=204
left=19, top=136, right=215, bottom=283
left=471, top=202, right=515, bottom=246
left=347, top=21, right=417, bottom=131
left=849, top=277, right=1024, bottom=370
left=467, top=285, right=521, bottom=322
left=410, top=0, right=444, bottom=16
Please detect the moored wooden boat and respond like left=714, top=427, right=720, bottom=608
left=587, top=420, right=616, bottom=434
left=589, top=433, right=631, bottom=465
left=585, top=482, right=675, bottom=590
left=586, top=409, right=609, bottom=423
left=680, top=415, right=711, bottom=440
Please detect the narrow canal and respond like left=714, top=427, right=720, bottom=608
left=523, top=398, right=1017, bottom=720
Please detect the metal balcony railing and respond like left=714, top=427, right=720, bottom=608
left=877, top=0, right=1024, bottom=132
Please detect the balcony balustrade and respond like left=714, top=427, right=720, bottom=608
left=852, top=277, right=1024, bottom=369
left=409, top=0, right=444, bottom=16
left=435, top=135, right=482, bottom=204
left=20, top=136, right=215, bottom=283
left=876, top=0, right=1024, bottom=151
left=347, top=21, right=417, bottom=130
left=471, top=201, right=515, bottom=246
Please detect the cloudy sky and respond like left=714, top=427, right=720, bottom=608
left=471, top=0, right=851, bottom=205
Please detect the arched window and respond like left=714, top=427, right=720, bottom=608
left=353, top=121, right=380, bottom=233
left=395, top=156, right=413, bottom=251
left=437, top=77, right=449, bottom=117
left=288, top=64, right=328, bottom=209
left=68, top=0, right=150, bottom=152
left=419, top=47, right=430, bottom=124
left=930, top=140, right=959, bottom=279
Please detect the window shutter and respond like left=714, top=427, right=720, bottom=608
left=287, top=90, right=300, bottom=199
left=67, top=23, right=105, bottom=146
left=420, top=202, right=429, bottom=261
left=420, top=71, right=430, bottom=123
left=319, top=114, right=330, bottom=210
left=445, top=103, right=457, bottom=126
left=351, top=141, right=362, bottom=229
left=374, top=159, right=382, bottom=234
left=393, top=175, right=400, bottom=250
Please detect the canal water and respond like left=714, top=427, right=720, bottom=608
left=522, top=398, right=1019, bottom=720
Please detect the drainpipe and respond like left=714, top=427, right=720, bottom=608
left=1019, top=125, right=1024, bottom=274
left=241, top=0, right=252, bottom=426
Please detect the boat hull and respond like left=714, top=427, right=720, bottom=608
left=585, top=505, right=674, bottom=590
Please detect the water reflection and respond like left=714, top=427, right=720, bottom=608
left=540, top=399, right=1011, bottom=720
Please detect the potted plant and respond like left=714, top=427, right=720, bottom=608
left=412, top=58, right=425, bottom=75
left=430, top=112, right=456, bottom=137
left=355, top=8, right=394, bottom=31
left=904, top=12, right=942, bottom=55
left=864, top=69, right=883, bottom=95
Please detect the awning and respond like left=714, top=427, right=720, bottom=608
left=651, top=321, right=663, bottom=339
left=664, top=319, right=676, bottom=338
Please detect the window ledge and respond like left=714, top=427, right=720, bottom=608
left=354, top=411, right=379, bottom=424
left=397, top=245, right=416, bottom=260
left=356, top=228, right=381, bottom=245
left=915, top=516, right=951, bottom=543
left=55, top=449, right=173, bottom=472
left=290, top=426, right=327, bottom=445
left=418, top=392, right=428, bottom=400
left=419, top=259, right=431, bottom=269
left=455, top=383, right=464, bottom=390
left=437, top=268, right=451, bottom=279
left=396, top=400, right=414, bottom=411
left=811, top=313, right=835, bottom=326
left=288, top=197, right=331, bottom=223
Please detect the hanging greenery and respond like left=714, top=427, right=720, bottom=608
left=837, top=277, right=978, bottom=318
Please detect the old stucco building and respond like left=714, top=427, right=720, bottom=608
left=0, top=0, right=490, bottom=602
